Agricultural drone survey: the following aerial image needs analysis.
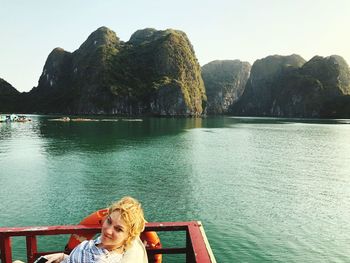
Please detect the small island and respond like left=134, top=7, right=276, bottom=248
left=1, top=27, right=350, bottom=118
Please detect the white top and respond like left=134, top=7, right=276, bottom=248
left=122, top=237, right=148, bottom=263
left=62, top=236, right=148, bottom=263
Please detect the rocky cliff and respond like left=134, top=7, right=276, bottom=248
left=230, top=54, right=306, bottom=116
left=25, top=26, right=206, bottom=116
left=302, top=55, right=350, bottom=97
left=202, top=60, right=251, bottom=114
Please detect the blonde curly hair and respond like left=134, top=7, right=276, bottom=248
left=108, top=196, right=146, bottom=250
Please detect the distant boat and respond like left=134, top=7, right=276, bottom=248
left=0, top=114, right=31, bottom=123
left=48, top=116, right=71, bottom=122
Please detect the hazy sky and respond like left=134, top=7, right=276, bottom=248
left=1, top=0, right=349, bottom=92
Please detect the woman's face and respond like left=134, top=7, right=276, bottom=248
left=100, top=210, right=129, bottom=250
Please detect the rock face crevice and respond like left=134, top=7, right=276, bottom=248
left=24, top=27, right=206, bottom=116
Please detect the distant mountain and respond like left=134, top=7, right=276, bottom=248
left=2, top=32, right=350, bottom=118
left=230, top=54, right=306, bottom=116
left=201, top=60, right=251, bottom=114
left=230, top=54, right=350, bottom=118
left=302, top=55, right=350, bottom=97
left=0, top=78, right=21, bottom=113
left=24, top=26, right=206, bottom=116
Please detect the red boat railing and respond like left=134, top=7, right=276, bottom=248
left=0, top=221, right=216, bottom=263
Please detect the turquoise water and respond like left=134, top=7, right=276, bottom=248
left=1, top=116, right=350, bottom=262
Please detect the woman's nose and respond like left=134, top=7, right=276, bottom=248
left=105, top=224, right=113, bottom=235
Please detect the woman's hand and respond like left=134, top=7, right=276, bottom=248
left=44, top=253, right=67, bottom=263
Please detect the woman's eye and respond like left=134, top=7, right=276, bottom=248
left=107, top=217, right=112, bottom=224
left=114, top=227, right=123, bottom=232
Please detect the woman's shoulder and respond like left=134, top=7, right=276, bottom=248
left=71, top=238, right=96, bottom=253
left=122, top=237, right=148, bottom=263
left=79, top=238, right=96, bottom=248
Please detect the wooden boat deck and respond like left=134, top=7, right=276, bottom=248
left=0, top=221, right=216, bottom=263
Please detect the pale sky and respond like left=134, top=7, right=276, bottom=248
left=1, top=0, right=349, bottom=92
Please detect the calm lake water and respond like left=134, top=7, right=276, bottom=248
left=1, top=116, right=350, bottom=262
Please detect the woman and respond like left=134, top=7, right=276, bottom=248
left=43, top=196, right=148, bottom=263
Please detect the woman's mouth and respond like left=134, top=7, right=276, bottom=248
left=102, top=234, right=112, bottom=240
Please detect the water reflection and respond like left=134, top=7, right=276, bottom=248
left=36, top=117, right=208, bottom=155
